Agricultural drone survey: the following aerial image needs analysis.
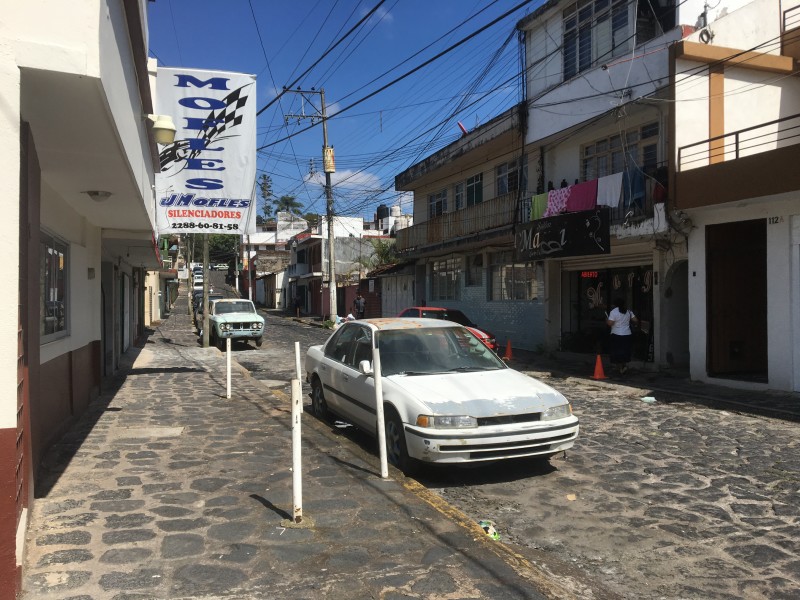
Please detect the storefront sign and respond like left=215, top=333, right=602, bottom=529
left=515, top=208, right=611, bottom=261
left=155, top=68, right=257, bottom=235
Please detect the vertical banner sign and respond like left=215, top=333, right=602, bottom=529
left=155, top=68, right=257, bottom=235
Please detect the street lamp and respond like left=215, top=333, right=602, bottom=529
left=146, top=114, right=177, bottom=145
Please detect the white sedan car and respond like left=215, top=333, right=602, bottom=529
left=305, top=318, right=579, bottom=473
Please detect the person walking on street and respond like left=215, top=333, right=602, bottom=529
left=606, top=297, right=638, bottom=375
left=353, top=292, right=366, bottom=320
left=294, top=296, right=301, bottom=318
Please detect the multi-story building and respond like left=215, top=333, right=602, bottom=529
left=241, top=211, right=308, bottom=305
left=1, top=1, right=165, bottom=593
left=286, top=216, right=385, bottom=318
left=672, top=0, right=800, bottom=391
left=394, top=0, right=765, bottom=376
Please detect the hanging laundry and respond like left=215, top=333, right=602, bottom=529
left=530, top=193, right=548, bottom=220
left=544, top=187, right=570, bottom=217
left=622, top=168, right=646, bottom=210
left=565, top=179, right=598, bottom=212
left=597, top=172, right=623, bottom=208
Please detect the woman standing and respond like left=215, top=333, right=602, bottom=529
left=607, top=298, right=638, bottom=374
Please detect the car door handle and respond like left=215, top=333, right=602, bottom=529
left=342, top=374, right=349, bottom=382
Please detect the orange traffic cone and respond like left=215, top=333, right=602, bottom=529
left=591, top=354, right=608, bottom=380
left=503, top=339, right=513, bottom=361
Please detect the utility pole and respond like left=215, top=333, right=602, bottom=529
left=202, top=234, right=210, bottom=348
left=284, top=88, right=337, bottom=321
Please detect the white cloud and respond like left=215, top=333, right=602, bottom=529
left=304, top=169, right=382, bottom=192
left=362, top=5, right=393, bottom=26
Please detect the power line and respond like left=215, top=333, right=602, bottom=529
left=257, top=0, right=540, bottom=151
left=255, top=0, right=388, bottom=116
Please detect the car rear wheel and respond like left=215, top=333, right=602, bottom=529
left=310, top=377, right=330, bottom=423
left=384, top=407, right=418, bottom=476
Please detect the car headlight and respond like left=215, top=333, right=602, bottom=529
left=542, top=403, right=572, bottom=421
left=252, top=322, right=263, bottom=329
left=221, top=323, right=231, bottom=331
left=415, top=415, right=478, bottom=428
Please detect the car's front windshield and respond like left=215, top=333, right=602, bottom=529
left=377, top=327, right=503, bottom=376
left=215, top=302, right=255, bottom=315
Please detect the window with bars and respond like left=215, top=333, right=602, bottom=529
left=581, top=121, right=659, bottom=181
left=466, top=173, right=483, bottom=206
left=562, top=0, right=630, bottom=80
left=465, top=254, right=483, bottom=287
left=428, top=189, right=447, bottom=219
left=489, top=251, right=538, bottom=301
left=430, top=258, right=461, bottom=300
left=496, top=159, right=526, bottom=196
left=40, top=231, right=68, bottom=340
left=453, top=182, right=464, bottom=211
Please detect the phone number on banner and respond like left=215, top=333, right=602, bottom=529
left=171, top=222, right=240, bottom=231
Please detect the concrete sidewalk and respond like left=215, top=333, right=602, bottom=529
left=22, top=292, right=595, bottom=599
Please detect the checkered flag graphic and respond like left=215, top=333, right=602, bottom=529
left=159, top=83, right=252, bottom=174
left=199, top=86, right=249, bottom=145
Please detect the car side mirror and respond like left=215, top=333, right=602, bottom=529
left=359, top=360, right=373, bottom=375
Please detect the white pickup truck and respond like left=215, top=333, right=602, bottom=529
left=207, top=299, right=264, bottom=350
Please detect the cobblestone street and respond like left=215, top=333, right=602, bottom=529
left=421, top=368, right=800, bottom=599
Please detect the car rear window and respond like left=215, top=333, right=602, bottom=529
left=419, top=310, right=447, bottom=319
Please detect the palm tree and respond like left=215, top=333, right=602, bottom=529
left=274, top=195, right=304, bottom=216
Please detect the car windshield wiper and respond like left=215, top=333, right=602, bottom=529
left=445, top=366, right=498, bottom=372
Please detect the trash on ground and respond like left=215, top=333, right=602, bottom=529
left=566, top=493, right=577, bottom=501
left=478, top=520, right=500, bottom=540
left=641, top=396, right=657, bottom=403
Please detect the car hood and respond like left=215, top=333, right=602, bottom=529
left=384, top=368, right=567, bottom=417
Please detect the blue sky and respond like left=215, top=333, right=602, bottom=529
left=147, top=0, right=544, bottom=221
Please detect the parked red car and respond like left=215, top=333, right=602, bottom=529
left=397, top=307, right=498, bottom=352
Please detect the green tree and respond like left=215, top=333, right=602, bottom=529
left=370, top=238, right=396, bottom=266
left=303, top=213, right=319, bottom=227
left=208, top=234, right=238, bottom=266
left=274, top=195, right=304, bottom=216
left=258, top=174, right=273, bottom=220
left=358, top=238, right=396, bottom=274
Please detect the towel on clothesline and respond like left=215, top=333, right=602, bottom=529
left=597, top=172, right=623, bottom=208
left=565, top=179, right=598, bottom=212
left=622, top=168, right=645, bottom=209
left=544, top=187, right=570, bottom=217
left=530, top=193, right=548, bottom=220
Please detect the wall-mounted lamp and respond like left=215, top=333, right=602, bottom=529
left=146, top=114, right=177, bottom=145
left=84, top=190, right=112, bottom=202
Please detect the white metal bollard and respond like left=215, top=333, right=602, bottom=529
left=226, top=337, right=231, bottom=399
left=294, top=342, right=304, bottom=413
left=373, top=346, right=389, bottom=478
left=291, top=378, right=303, bottom=523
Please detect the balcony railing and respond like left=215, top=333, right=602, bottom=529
left=396, top=191, right=519, bottom=252
left=678, top=113, right=800, bottom=171
left=397, top=172, right=662, bottom=253
left=287, top=263, right=309, bottom=277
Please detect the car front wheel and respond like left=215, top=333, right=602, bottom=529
left=384, top=408, right=417, bottom=475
